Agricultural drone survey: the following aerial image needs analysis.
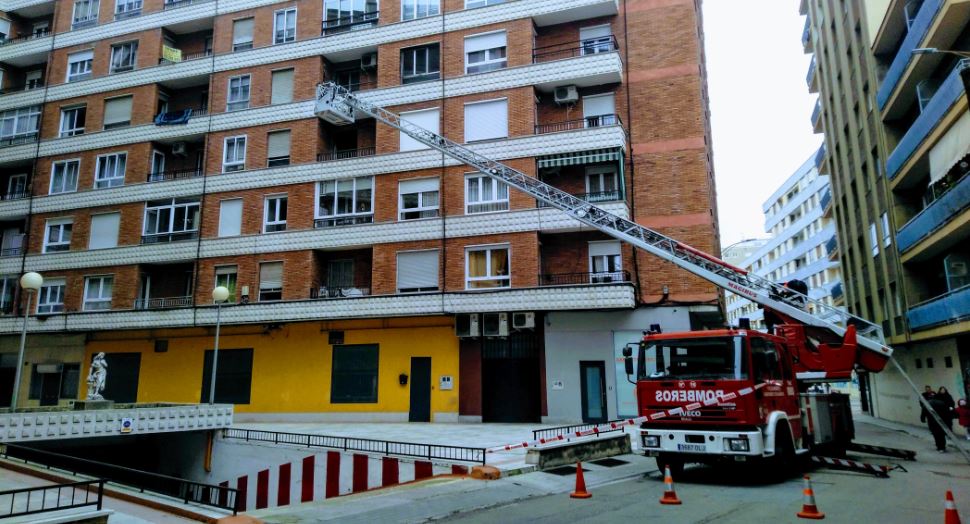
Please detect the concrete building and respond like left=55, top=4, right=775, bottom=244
left=726, top=155, right=842, bottom=331
left=0, top=0, right=720, bottom=424
left=721, top=237, right=767, bottom=267
left=803, top=0, right=969, bottom=429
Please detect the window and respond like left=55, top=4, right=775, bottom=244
left=465, top=174, right=508, bottom=213
left=399, top=108, right=439, bottom=151
left=881, top=212, right=892, bottom=247
left=88, top=212, right=120, bottom=249
left=227, top=75, right=251, bottom=111
left=218, top=199, right=243, bottom=237
left=582, top=93, right=616, bottom=126
left=869, top=222, right=878, bottom=256
left=327, top=259, right=353, bottom=289
left=59, top=105, right=86, bottom=137
left=273, top=8, right=296, bottom=44
left=402, top=0, right=439, bottom=20
left=94, top=152, right=126, bottom=188
left=215, top=265, right=238, bottom=302
left=263, top=195, right=287, bottom=232
left=0, top=106, right=41, bottom=142
left=258, top=262, right=283, bottom=301
left=50, top=160, right=80, bottom=194
left=5, top=174, right=26, bottom=199
left=401, top=44, right=440, bottom=84
left=315, top=177, right=374, bottom=227
left=267, top=130, right=291, bottom=167
left=323, top=0, right=378, bottom=32
left=83, top=275, right=113, bottom=311
left=201, top=348, right=253, bottom=404
left=270, top=69, right=294, bottom=104
left=330, top=344, right=378, bottom=403
left=465, top=0, right=504, bottom=7
left=115, top=0, right=141, bottom=18
left=397, top=250, right=439, bottom=292
left=66, top=50, right=94, bottom=82
left=223, top=136, right=246, bottom=172
left=399, top=178, right=439, bottom=220
left=43, top=219, right=72, bottom=253
left=109, top=41, right=138, bottom=73
left=580, top=25, right=613, bottom=55
left=465, top=31, right=506, bottom=74
left=102, top=95, right=132, bottom=129
left=232, top=18, right=254, bottom=51
left=37, top=279, right=65, bottom=314
left=334, top=69, right=361, bottom=91
left=72, top=0, right=99, bottom=28
left=465, top=245, right=510, bottom=289
left=143, top=198, right=200, bottom=242
left=585, top=165, right=619, bottom=201
left=464, top=99, right=507, bottom=142
left=589, top=241, right=622, bottom=282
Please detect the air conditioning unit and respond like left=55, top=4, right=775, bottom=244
left=172, top=142, right=187, bottom=156
left=360, top=53, right=378, bottom=69
left=482, top=313, right=509, bottom=337
left=455, top=313, right=480, bottom=338
left=554, top=85, right=579, bottom=105
left=512, top=312, right=535, bottom=330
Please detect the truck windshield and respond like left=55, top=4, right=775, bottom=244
left=637, top=336, right=746, bottom=380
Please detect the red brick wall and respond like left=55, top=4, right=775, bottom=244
left=32, top=142, right=154, bottom=196
left=40, top=85, right=159, bottom=139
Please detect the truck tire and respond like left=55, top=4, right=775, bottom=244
left=655, top=454, right=684, bottom=478
left=768, top=424, right=796, bottom=481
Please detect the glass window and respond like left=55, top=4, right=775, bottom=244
left=72, top=0, right=100, bottom=28
left=50, top=160, right=80, bottom=194
left=749, top=337, right=782, bottom=382
left=323, top=0, right=377, bottom=33
left=465, top=0, right=504, bottom=7
left=273, top=8, right=296, bottom=44
left=67, top=51, right=93, bottom=82
left=402, top=0, right=439, bottom=20
left=465, top=174, right=508, bottom=214
left=59, top=363, right=81, bottom=399
left=465, top=31, right=507, bottom=74
left=0, top=106, right=41, bottom=143
left=94, top=152, right=126, bottom=189
left=83, top=275, right=113, bottom=311
left=37, top=278, right=66, bottom=314
left=215, top=265, right=238, bottom=302
left=143, top=197, right=200, bottom=242
left=227, top=75, right=251, bottom=111
left=588, top=241, right=622, bottom=282
left=315, top=177, right=374, bottom=227
left=43, top=219, right=72, bottom=253
left=465, top=245, right=510, bottom=289
left=330, top=344, right=379, bottom=403
left=580, top=25, right=613, bottom=55
left=399, top=178, right=439, bottom=220
left=401, top=44, right=440, bottom=84
left=223, top=136, right=246, bottom=172
left=263, top=195, right=287, bottom=232
left=109, top=41, right=138, bottom=73
left=114, top=0, right=142, bottom=18
left=59, top=106, right=86, bottom=137
left=584, top=165, right=619, bottom=201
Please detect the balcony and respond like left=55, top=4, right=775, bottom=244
left=310, top=287, right=372, bottom=299
left=0, top=28, right=51, bottom=48
left=317, top=146, right=376, bottom=162
left=147, top=168, right=203, bottom=183
left=897, top=169, right=970, bottom=253
left=3, top=189, right=29, bottom=201
left=538, top=271, right=631, bottom=286
left=537, top=191, right=622, bottom=207
left=887, top=60, right=969, bottom=182
left=0, top=81, right=43, bottom=96
left=825, top=235, right=838, bottom=257
left=532, top=36, right=618, bottom=64
left=321, top=10, right=378, bottom=35
left=163, top=0, right=213, bottom=9
left=535, top=114, right=623, bottom=135
left=819, top=188, right=831, bottom=212
left=140, top=231, right=199, bottom=244
left=802, top=16, right=812, bottom=53
left=831, top=282, right=843, bottom=301
left=876, top=0, right=943, bottom=110
left=135, top=296, right=192, bottom=309
left=0, top=132, right=38, bottom=148
left=907, top=284, right=970, bottom=331
left=806, top=56, right=818, bottom=93
left=812, top=98, right=822, bottom=133
left=153, top=107, right=207, bottom=125
left=813, top=143, right=826, bottom=172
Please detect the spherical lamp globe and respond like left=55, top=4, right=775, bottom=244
left=20, top=272, right=43, bottom=292
left=212, top=286, right=230, bottom=303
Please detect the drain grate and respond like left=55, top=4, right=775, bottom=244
left=544, top=465, right=588, bottom=476
left=591, top=458, right=629, bottom=468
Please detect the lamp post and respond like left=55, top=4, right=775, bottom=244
left=208, top=286, right=230, bottom=404
left=10, top=272, right=42, bottom=410
left=912, top=48, right=970, bottom=100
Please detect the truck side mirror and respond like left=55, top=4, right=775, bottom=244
left=622, top=346, right=634, bottom=375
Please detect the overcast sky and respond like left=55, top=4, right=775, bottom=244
left=703, top=0, right=823, bottom=248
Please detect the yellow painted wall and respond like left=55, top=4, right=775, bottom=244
left=83, top=318, right=460, bottom=416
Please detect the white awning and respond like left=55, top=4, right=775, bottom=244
left=929, top=109, right=970, bottom=184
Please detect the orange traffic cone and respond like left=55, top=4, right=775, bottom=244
left=945, top=491, right=962, bottom=524
left=569, top=462, right=592, bottom=499
left=659, top=465, right=682, bottom=505
left=796, top=475, right=825, bottom=519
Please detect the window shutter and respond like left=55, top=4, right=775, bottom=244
left=588, top=241, right=621, bottom=257
left=260, top=262, right=283, bottom=289
left=88, top=213, right=120, bottom=249
left=580, top=25, right=611, bottom=40
left=103, top=96, right=133, bottom=126
left=399, top=108, right=439, bottom=151
left=582, top=94, right=615, bottom=118
left=399, top=177, right=439, bottom=194
left=464, top=99, right=508, bottom=142
left=218, top=199, right=243, bottom=237
left=397, top=250, right=439, bottom=291
left=465, top=31, right=506, bottom=53
left=267, top=130, right=291, bottom=159
left=271, top=69, right=294, bottom=104
left=232, top=18, right=254, bottom=44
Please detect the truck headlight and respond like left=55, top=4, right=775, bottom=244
left=642, top=435, right=661, bottom=448
left=726, top=438, right=750, bottom=452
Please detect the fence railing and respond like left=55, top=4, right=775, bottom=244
left=140, top=231, right=199, bottom=244
left=321, top=11, right=379, bottom=34
left=2, top=190, right=29, bottom=201
left=0, top=82, right=44, bottom=95
left=223, top=428, right=486, bottom=464
left=0, top=29, right=51, bottom=47
left=0, top=133, right=39, bottom=148
left=135, top=296, right=193, bottom=309
left=538, top=271, right=631, bottom=287
left=147, top=168, right=203, bottom=182
left=317, top=146, right=376, bottom=162
left=537, top=190, right=622, bottom=207
left=0, top=479, right=104, bottom=519
left=310, top=287, right=371, bottom=299
left=535, top=114, right=623, bottom=135
left=1, top=444, right=238, bottom=514
left=532, top=36, right=619, bottom=63
left=532, top=420, right=624, bottom=441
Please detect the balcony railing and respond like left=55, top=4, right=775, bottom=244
left=310, top=286, right=372, bottom=299
left=3, top=190, right=29, bottom=200
left=321, top=11, right=378, bottom=35
left=0, top=82, right=44, bottom=96
left=0, top=132, right=39, bottom=148
left=158, top=50, right=212, bottom=65
left=811, top=99, right=822, bottom=127
left=824, top=235, right=838, bottom=255
left=534, top=114, right=623, bottom=135
left=875, top=0, right=943, bottom=109
left=335, top=79, right=376, bottom=92
left=532, top=36, right=618, bottom=63
left=314, top=215, right=374, bottom=228
left=831, top=282, right=843, bottom=301
left=147, top=168, right=203, bottom=183
left=806, top=55, right=817, bottom=91
left=140, top=231, right=199, bottom=244
left=537, top=191, right=622, bottom=207
left=538, top=271, right=631, bottom=286
left=0, top=244, right=23, bottom=257
left=897, top=169, right=970, bottom=252
left=71, top=17, right=98, bottom=30
left=135, top=296, right=193, bottom=309
left=153, top=106, right=207, bottom=125
left=819, top=188, right=831, bottom=211
left=907, top=284, right=970, bottom=331
left=317, top=146, right=375, bottom=162
left=0, top=29, right=51, bottom=47
left=163, top=0, right=212, bottom=9
left=801, top=16, right=811, bottom=52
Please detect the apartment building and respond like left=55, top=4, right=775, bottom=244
left=726, top=155, right=842, bottom=331
left=0, top=0, right=719, bottom=424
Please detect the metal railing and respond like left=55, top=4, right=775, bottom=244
left=532, top=421, right=624, bottom=441
left=534, top=114, right=623, bottom=135
left=0, top=479, right=104, bottom=519
left=134, top=296, right=193, bottom=309
left=538, top=271, right=631, bottom=286
left=158, top=50, right=213, bottom=64
left=310, top=287, right=371, bottom=299
left=321, top=11, right=379, bottom=35
left=532, top=36, right=619, bottom=63
left=163, top=0, right=213, bottom=9
left=147, top=168, right=203, bottom=183
left=1, top=444, right=238, bottom=514
left=0, top=244, right=23, bottom=257
left=140, top=231, right=200, bottom=244
left=223, top=428, right=486, bottom=464
left=335, top=79, right=376, bottom=92
left=0, top=29, right=51, bottom=47
left=537, top=190, right=622, bottom=207
left=0, top=133, right=39, bottom=148
left=317, top=146, right=375, bottom=162
left=2, top=190, right=29, bottom=201
left=0, top=82, right=44, bottom=95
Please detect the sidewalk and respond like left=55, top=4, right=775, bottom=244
left=855, top=412, right=970, bottom=454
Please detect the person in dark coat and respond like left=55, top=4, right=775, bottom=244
left=920, top=386, right=936, bottom=423
left=937, top=387, right=956, bottom=429
left=925, top=397, right=953, bottom=452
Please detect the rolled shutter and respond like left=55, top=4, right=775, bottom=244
left=259, top=262, right=283, bottom=289
left=464, top=99, right=508, bottom=142
left=582, top=94, right=615, bottom=118
left=267, top=130, right=291, bottom=159
left=232, top=18, right=254, bottom=44
left=465, top=31, right=506, bottom=53
left=588, top=241, right=621, bottom=257
left=580, top=25, right=611, bottom=40
left=218, top=199, right=243, bottom=237
left=400, top=108, right=439, bottom=151
left=271, top=69, right=294, bottom=104
left=397, top=250, right=439, bottom=291
left=103, top=96, right=132, bottom=126
left=399, top=177, right=439, bottom=194
left=88, top=213, right=120, bottom=249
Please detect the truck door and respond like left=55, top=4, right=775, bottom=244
left=749, top=337, right=792, bottom=421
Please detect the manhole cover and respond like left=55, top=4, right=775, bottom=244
left=544, top=465, right=587, bottom=476
left=591, top=458, right=629, bottom=468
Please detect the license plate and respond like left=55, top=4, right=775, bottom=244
left=677, top=443, right=706, bottom=452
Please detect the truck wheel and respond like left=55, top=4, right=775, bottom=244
left=769, top=425, right=796, bottom=481
left=655, top=454, right=684, bottom=478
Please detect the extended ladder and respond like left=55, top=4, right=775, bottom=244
left=314, top=82, right=893, bottom=367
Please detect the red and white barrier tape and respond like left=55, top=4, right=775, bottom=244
left=487, top=382, right=771, bottom=453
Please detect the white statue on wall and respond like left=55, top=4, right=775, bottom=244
left=86, top=353, right=108, bottom=401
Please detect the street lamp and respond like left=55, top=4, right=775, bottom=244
left=10, top=272, right=42, bottom=410
left=208, top=286, right=230, bottom=405
left=912, top=47, right=970, bottom=58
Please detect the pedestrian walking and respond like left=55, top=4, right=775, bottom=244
left=956, top=399, right=970, bottom=441
left=925, top=396, right=953, bottom=452
left=920, top=386, right=936, bottom=424
left=938, top=387, right=956, bottom=430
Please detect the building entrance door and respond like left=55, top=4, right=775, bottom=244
left=482, top=332, right=541, bottom=423
left=409, top=357, right=431, bottom=422
left=580, top=361, right=607, bottom=423
left=39, top=372, right=60, bottom=406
